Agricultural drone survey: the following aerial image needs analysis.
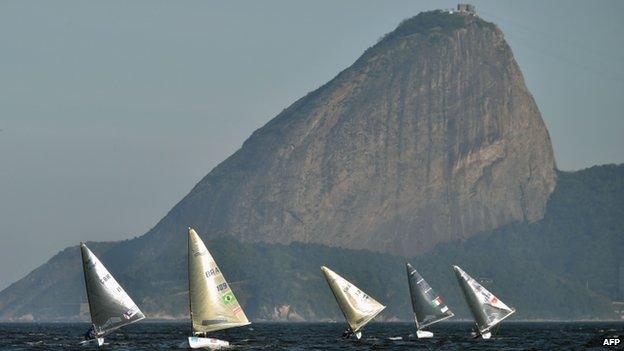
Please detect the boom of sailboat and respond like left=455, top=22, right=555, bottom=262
left=78, top=228, right=515, bottom=348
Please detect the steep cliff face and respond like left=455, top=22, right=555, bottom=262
left=148, top=11, right=556, bottom=255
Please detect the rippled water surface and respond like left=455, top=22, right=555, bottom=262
left=1, top=322, right=623, bottom=350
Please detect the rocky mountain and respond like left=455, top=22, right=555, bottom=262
left=140, top=10, right=556, bottom=257
left=0, top=10, right=567, bottom=321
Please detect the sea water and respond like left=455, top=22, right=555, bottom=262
left=0, top=322, right=622, bottom=350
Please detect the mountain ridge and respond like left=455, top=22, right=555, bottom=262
left=137, top=9, right=555, bottom=257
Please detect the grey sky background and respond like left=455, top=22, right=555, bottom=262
left=0, top=0, right=622, bottom=290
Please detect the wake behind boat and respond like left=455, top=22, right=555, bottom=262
left=320, top=266, right=385, bottom=340
left=186, top=228, right=250, bottom=349
left=453, top=265, right=515, bottom=339
left=406, top=262, right=454, bottom=338
left=79, top=242, right=145, bottom=346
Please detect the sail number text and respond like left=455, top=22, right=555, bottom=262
left=217, top=282, right=228, bottom=292
left=205, top=267, right=221, bottom=278
left=99, top=273, right=112, bottom=285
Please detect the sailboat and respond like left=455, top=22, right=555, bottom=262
left=320, top=266, right=386, bottom=340
left=452, top=265, right=515, bottom=339
left=406, top=262, right=454, bottom=338
left=186, top=228, right=250, bottom=349
left=79, top=242, right=145, bottom=346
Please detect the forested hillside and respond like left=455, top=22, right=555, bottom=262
left=1, top=165, right=621, bottom=321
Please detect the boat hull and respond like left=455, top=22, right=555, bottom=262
left=188, top=336, right=229, bottom=349
left=79, top=337, right=105, bottom=347
left=416, top=330, right=434, bottom=338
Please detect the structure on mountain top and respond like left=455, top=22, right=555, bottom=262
left=457, top=4, right=476, bottom=15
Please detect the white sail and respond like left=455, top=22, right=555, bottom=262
left=453, top=266, right=515, bottom=335
left=321, top=266, right=385, bottom=333
left=80, top=243, right=145, bottom=336
left=188, top=228, right=250, bottom=334
left=406, top=262, right=454, bottom=330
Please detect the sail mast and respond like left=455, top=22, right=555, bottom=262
left=80, top=242, right=95, bottom=327
left=187, top=229, right=194, bottom=336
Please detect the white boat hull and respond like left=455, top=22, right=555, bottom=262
left=416, top=330, right=434, bottom=338
left=188, top=336, right=229, bottom=349
left=354, top=331, right=362, bottom=340
left=481, top=332, right=491, bottom=339
left=80, top=337, right=105, bottom=347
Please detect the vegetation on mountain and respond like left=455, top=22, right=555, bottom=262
left=0, top=165, right=621, bottom=321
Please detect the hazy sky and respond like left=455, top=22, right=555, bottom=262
left=0, top=0, right=622, bottom=290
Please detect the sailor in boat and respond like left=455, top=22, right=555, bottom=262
left=83, top=324, right=97, bottom=341
left=342, top=329, right=354, bottom=339
left=470, top=323, right=479, bottom=338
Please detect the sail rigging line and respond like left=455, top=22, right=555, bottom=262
left=479, top=8, right=624, bottom=85
left=503, top=31, right=624, bottom=85
left=479, top=9, right=624, bottom=63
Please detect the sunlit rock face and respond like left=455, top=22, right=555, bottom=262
left=144, top=11, right=556, bottom=256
